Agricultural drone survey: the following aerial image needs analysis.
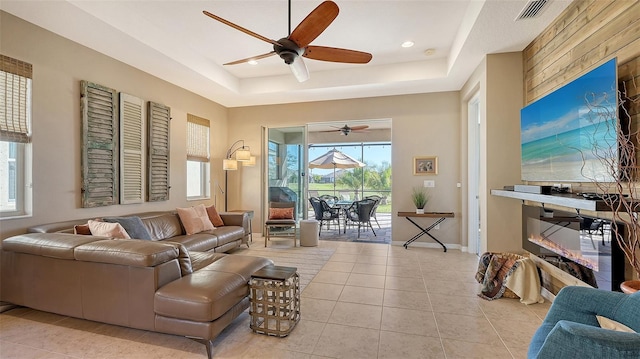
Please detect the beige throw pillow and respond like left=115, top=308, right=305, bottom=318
left=88, top=220, right=131, bottom=239
left=177, top=204, right=215, bottom=235
left=596, top=315, right=636, bottom=333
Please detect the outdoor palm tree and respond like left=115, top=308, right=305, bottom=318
left=337, top=167, right=365, bottom=200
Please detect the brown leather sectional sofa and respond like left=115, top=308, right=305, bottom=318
left=28, top=210, right=251, bottom=252
left=0, top=210, right=273, bottom=358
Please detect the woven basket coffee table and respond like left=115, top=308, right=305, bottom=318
left=249, top=265, right=300, bottom=337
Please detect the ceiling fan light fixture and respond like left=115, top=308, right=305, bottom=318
left=290, top=56, right=310, bottom=82
left=204, top=1, right=371, bottom=81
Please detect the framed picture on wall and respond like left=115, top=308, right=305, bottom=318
left=414, top=156, right=438, bottom=175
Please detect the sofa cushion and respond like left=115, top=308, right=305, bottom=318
left=141, top=213, right=183, bottom=240
left=154, top=255, right=273, bottom=322
left=73, top=224, right=92, bottom=235
left=198, top=255, right=274, bottom=282
left=154, top=270, right=249, bottom=322
left=1, top=233, right=101, bottom=259
left=177, top=204, right=215, bottom=235
left=103, top=216, right=152, bottom=240
left=190, top=251, right=226, bottom=271
left=88, top=220, right=131, bottom=239
left=210, top=226, right=245, bottom=247
left=269, top=207, right=294, bottom=219
left=206, top=205, right=225, bottom=227
left=168, top=233, right=219, bottom=252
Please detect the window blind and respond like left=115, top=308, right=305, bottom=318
left=0, top=55, right=32, bottom=143
left=186, top=114, right=210, bottom=162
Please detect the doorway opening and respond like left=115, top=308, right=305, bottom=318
left=306, top=119, right=392, bottom=243
left=467, top=94, right=481, bottom=254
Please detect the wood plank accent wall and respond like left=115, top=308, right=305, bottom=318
left=524, top=0, right=639, bottom=105
left=523, top=0, right=640, bottom=292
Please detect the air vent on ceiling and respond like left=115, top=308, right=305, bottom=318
left=515, top=0, right=549, bottom=21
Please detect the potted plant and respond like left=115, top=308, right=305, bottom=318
left=411, top=187, right=428, bottom=214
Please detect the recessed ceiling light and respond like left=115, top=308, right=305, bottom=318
left=424, top=48, right=436, bottom=56
left=401, top=41, right=414, bottom=48
left=248, top=60, right=258, bottom=65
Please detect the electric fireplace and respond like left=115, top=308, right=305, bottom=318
left=522, top=204, right=625, bottom=291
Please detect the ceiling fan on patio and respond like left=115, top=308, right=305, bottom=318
left=322, top=124, right=369, bottom=136
left=202, top=0, right=372, bottom=82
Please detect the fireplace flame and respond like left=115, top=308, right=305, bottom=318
left=528, top=236, right=598, bottom=270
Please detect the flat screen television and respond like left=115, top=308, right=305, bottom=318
left=520, top=58, right=618, bottom=182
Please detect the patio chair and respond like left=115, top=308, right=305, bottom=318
left=344, top=198, right=376, bottom=238
left=309, top=197, right=341, bottom=235
left=365, top=195, right=382, bottom=229
left=318, top=194, right=338, bottom=206
left=264, top=201, right=297, bottom=247
left=338, top=191, right=351, bottom=201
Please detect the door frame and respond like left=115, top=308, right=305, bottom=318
left=467, top=93, right=481, bottom=254
left=262, top=125, right=309, bottom=227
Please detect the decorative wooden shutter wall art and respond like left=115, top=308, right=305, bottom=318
left=147, top=101, right=171, bottom=202
left=119, top=93, right=145, bottom=204
left=81, top=81, right=119, bottom=208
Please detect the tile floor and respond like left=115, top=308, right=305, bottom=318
left=0, top=240, right=550, bottom=358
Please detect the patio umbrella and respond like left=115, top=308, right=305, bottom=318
left=309, top=148, right=365, bottom=197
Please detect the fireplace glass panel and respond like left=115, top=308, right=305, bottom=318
left=522, top=205, right=625, bottom=291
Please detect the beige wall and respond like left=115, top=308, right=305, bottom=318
left=458, top=53, right=524, bottom=255
left=0, top=12, right=229, bottom=238
left=484, top=53, right=524, bottom=253
left=228, top=93, right=463, bottom=247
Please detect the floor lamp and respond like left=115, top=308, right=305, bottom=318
left=222, top=140, right=256, bottom=211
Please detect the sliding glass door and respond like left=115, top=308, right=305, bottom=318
left=265, top=126, right=308, bottom=220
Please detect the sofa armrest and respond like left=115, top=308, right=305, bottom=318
left=533, top=320, right=640, bottom=358
left=219, top=212, right=249, bottom=234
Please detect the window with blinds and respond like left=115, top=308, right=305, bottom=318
left=0, top=55, right=32, bottom=216
left=186, top=114, right=210, bottom=199
left=1, top=55, right=32, bottom=143
left=187, top=114, right=210, bottom=162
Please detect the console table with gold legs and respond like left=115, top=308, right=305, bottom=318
left=397, top=212, right=455, bottom=252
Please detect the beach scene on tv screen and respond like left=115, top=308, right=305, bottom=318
left=521, top=58, right=618, bottom=182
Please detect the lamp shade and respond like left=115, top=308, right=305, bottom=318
left=223, top=159, right=238, bottom=170
left=236, top=148, right=251, bottom=161
left=244, top=156, right=256, bottom=167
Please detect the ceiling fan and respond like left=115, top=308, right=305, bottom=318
left=203, top=0, right=372, bottom=82
left=322, top=124, right=369, bottom=136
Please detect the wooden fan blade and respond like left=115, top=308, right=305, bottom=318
left=303, top=46, right=372, bottom=64
left=203, top=10, right=281, bottom=47
left=224, top=52, right=276, bottom=66
left=349, top=125, right=369, bottom=131
left=289, top=1, right=339, bottom=48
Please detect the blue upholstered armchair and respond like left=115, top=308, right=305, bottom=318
left=528, top=286, right=640, bottom=359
